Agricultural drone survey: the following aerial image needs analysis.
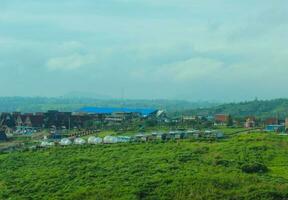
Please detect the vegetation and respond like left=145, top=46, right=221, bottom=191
left=1, top=130, right=288, bottom=199
left=181, top=98, right=288, bottom=119
left=1, top=97, right=288, bottom=119
left=0, top=97, right=217, bottom=113
left=241, top=162, right=268, bottom=174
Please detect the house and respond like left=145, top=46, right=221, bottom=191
left=265, top=117, right=279, bottom=125
left=203, top=130, right=224, bottom=139
left=214, top=114, right=229, bottom=125
left=50, top=132, right=62, bottom=140
left=266, top=125, right=285, bottom=132
left=105, top=116, right=124, bottom=123
left=116, top=136, right=131, bottom=143
left=214, top=131, right=224, bottom=139
left=156, top=133, right=168, bottom=140
left=207, top=115, right=215, bottom=122
left=35, top=112, right=44, bottom=116
left=15, top=114, right=25, bottom=126
left=105, top=112, right=139, bottom=123
left=170, top=117, right=181, bottom=123
left=172, top=131, right=185, bottom=139
left=0, top=113, right=16, bottom=128
left=245, top=116, right=256, bottom=128
left=134, top=133, right=148, bottom=142
left=0, top=130, right=7, bottom=141
left=13, top=114, right=45, bottom=131
left=70, top=115, right=85, bottom=128
left=156, top=110, right=168, bottom=122
left=186, top=130, right=200, bottom=139
left=26, top=115, right=44, bottom=128
left=182, top=116, right=197, bottom=122
left=44, top=111, right=72, bottom=128
left=166, top=132, right=176, bottom=140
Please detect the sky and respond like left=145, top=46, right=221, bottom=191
left=0, top=0, right=287, bottom=101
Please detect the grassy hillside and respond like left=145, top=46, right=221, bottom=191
left=1, top=130, right=288, bottom=199
left=181, top=99, right=288, bottom=118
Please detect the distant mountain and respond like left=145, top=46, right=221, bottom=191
left=63, top=91, right=112, bottom=99
left=180, top=99, right=288, bottom=119
left=1, top=97, right=288, bottom=118
left=0, top=97, right=218, bottom=113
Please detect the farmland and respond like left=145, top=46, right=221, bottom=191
left=1, top=129, right=288, bottom=200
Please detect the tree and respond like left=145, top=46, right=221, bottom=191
left=227, top=115, right=233, bottom=127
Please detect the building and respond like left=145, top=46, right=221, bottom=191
left=266, top=125, right=285, bottom=132
left=214, top=114, right=229, bottom=126
left=70, top=115, right=89, bottom=128
left=77, top=107, right=158, bottom=118
left=245, top=116, right=256, bottom=128
left=0, top=107, right=162, bottom=131
left=25, top=115, right=45, bottom=128
left=207, top=116, right=214, bottom=122
left=0, top=113, right=16, bottom=128
left=44, top=111, right=72, bottom=128
left=105, top=112, right=140, bottom=123
left=0, top=130, right=7, bottom=141
left=265, top=117, right=279, bottom=125
left=15, top=114, right=25, bottom=127
left=77, top=107, right=160, bottom=125
left=182, top=116, right=197, bottom=122
left=156, top=110, right=168, bottom=122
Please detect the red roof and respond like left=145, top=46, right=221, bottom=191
left=215, top=114, right=229, bottom=123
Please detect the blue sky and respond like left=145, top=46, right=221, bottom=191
left=0, top=0, right=287, bottom=101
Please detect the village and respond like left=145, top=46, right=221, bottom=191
left=1, top=106, right=288, bottom=151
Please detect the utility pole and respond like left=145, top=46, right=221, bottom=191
left=68, top=116, right=71, bottom=130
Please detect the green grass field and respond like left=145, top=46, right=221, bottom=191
left=1, top=130, right=288, bottom=199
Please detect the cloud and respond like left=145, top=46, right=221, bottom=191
left=46, top=53, right=97, bottom=71
left=129, top=56, right=226, bottom=83
left=165, top=58, right=224, bottom=81
left=0, top=0, right=287, bottom=100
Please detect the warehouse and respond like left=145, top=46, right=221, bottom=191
left=77, top=107, right=158, bottom=118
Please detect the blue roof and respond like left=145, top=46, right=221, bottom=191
left=265, top=125, right=285, bottom=131
left=77, top=107, right=158, bottom=117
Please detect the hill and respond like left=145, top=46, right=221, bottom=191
left=180, top=99, right=288, bottom=119
left=1, top=97, right=288, bottom=118
left=0, top=97, right=217, bottom=113
left=1, top=130, right=288, bottom=199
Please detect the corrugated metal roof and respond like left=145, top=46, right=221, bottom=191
left=77, top=107, right=158, bottom=117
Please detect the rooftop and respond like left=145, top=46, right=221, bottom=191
left=77, top=107, right=158, bottom=117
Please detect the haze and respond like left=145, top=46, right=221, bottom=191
left=0, top=0, right=287, bottom=101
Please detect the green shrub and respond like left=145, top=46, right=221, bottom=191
left=214, top=159, right=231, bottom=167
left=177, top=152, right=193, bottom=163
left=193, top=146, right=209, bottom=154
left=241, top=162, right=268, bottom=173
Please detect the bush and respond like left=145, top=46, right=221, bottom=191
left=214, top=159, right=231, bottom=167
left=177, top=152, right=192, bottom=163
left=193, top=146, right=209, bottom=154
left=241, top=162, right=268, bottom=173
